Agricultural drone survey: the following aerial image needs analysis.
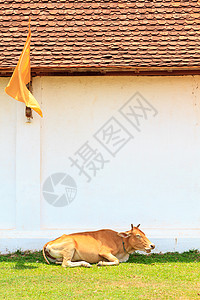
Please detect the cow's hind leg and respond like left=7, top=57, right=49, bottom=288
left=62, top=258, right=92, bottom=268
left=61, top=248, right=92, bottom=268
left=97, top=249, right=119, bottom=266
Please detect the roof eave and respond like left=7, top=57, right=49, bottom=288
left=1, top=65, right=200, bottom=77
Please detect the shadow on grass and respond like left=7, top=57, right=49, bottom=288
left=13, top=262, right=38, bottom=270
left=0, top=250, right=199, bottom=267
left=128, top=250, right=200, bottom=265
left=0, top=250, right=44, bottom=269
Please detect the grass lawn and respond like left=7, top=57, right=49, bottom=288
left=0, top=250, right=199, bottom=299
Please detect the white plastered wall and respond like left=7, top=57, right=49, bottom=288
left=0, top=75, right=200, bottom=254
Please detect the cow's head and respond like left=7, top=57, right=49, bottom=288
left=118, top=224, right=155, bottom=253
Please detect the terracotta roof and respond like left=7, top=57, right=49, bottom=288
left=0, top=0, right=200, bottom=71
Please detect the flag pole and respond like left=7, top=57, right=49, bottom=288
left=26, top=17, right=33, bottom=121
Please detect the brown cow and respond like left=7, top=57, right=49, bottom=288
left=43, top=224, right=155, bottom=267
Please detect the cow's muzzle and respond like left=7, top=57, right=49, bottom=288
left=145, top=244, right=155, bottom=253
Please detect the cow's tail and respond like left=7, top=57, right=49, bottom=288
left=43, top=242, right=50, bottom=265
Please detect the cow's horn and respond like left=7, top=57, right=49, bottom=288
left=137, top=224, right=140, bottom=228
left=131, top=224, right=133, bottom=230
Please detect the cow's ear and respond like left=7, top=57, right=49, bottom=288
left=117, top=231, right=131, bottom=238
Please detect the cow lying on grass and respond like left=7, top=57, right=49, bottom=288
left=43, top=224, right=155, bottom=267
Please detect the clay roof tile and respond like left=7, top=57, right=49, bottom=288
left=0, top=0, right=200, bottom=69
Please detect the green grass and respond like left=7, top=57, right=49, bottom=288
left=0, top=250, right=199, bottom=299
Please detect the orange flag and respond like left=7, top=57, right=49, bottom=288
left=5, top=20, right=43, bottom=117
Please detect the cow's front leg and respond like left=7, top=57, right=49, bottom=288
left=62, top=258, right=92, bottom=268
left=97, top=250, right=119, bottom=266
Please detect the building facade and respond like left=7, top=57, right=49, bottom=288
left=0, top=0, right=200, bottom=253
left=1, top=75, right=200, bottom=253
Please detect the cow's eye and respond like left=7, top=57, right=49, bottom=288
left=136, top=234, right=142, bottom=239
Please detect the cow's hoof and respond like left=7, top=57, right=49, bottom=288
left=83, top=263, right=92, bottom=268
left=97, top=261, right=103, bottom=266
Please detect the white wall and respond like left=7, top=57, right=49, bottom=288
left=0, top=78, right=16, bottom=229
left=0, top=75, right=200, bottom=254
